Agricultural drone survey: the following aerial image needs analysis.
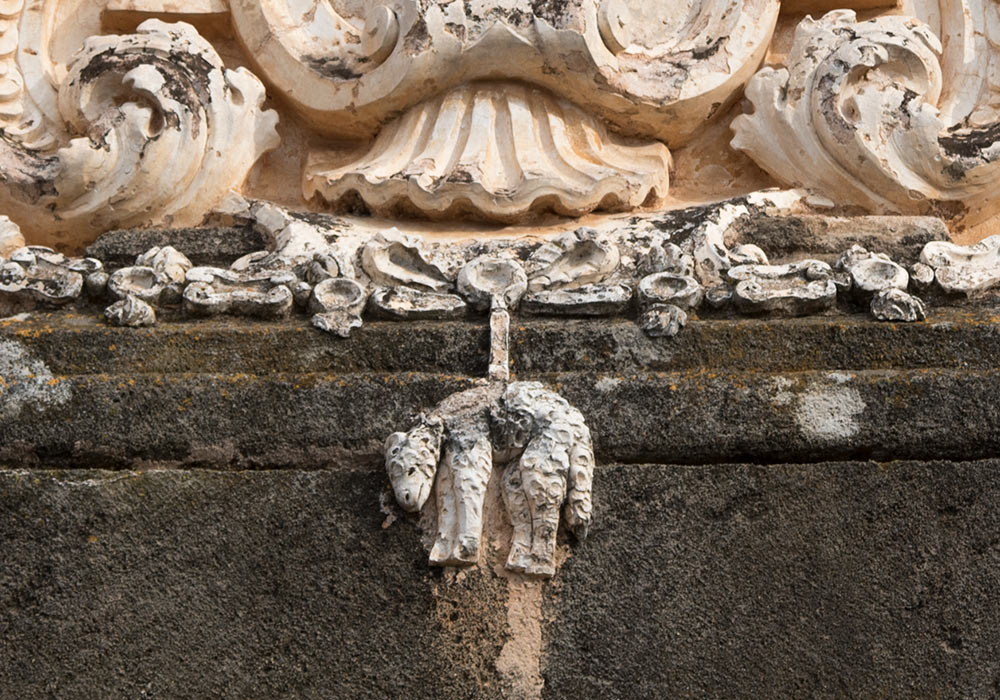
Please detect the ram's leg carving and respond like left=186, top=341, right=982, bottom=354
left=445, top=432, right=493, bottom=565
left=502, top=461, right=533, bottom=574
left=564, top=429, right=595, bottom=542
left=385, top=382, right=594, bottom=578
left=519, top=435, right=569, bottom=578
left=429, top=457, right=457, bottom=566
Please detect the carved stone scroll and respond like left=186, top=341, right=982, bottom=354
left=733, top=4, right=1000, bottom=227
left=0, top=16, right=279, bottom=246
left=231, top=0, right=780, bottom=146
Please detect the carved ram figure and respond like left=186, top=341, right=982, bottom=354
left=384, top=381, right=594, bottom=577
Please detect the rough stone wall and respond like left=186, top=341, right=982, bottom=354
left=3, top=313, right=1000, bottom=698
left=3, top=462, right=999, bottom=698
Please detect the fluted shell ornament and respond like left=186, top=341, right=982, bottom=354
left=306, top=81, right=671, bottom=223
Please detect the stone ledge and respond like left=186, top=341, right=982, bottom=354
left=3, top=367, right=1000, bottom=468
left=6, top=308, right=1000, bottom=376
left=4, top=311, right=1000, bottom=467
left=2, top=462, right=998, bottom=698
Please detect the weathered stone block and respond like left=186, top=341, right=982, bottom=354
left=2, top=462, right=999, bottom=698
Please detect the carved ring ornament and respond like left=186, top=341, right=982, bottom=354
left=3, top=0, right=1000, bottom=578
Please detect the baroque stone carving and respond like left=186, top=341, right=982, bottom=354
left=385, top=378, right=595, bottom=578
left=0, top=13, right=279, bottom=246
left=306, top=82, right=672, bottom=222
left=733, top=3, right=1000, bottom=227
left=231, top=0, right=780, bottom=220
left=382, top=237, right=593, bottom=577
left=231, top=0, right=780, bottom=144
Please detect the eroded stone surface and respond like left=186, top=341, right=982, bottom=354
left=2, top=462, right=1000, bottom=698
left=544, top=461, right=1000, bottom=698
left=0, top=468, right=510, bottom=699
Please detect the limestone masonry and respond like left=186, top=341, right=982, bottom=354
left=2, top=1, right=1000, bottom=697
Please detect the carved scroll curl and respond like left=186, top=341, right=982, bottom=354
left=231, top=0, right=780, bottom=145
left=732, top=6, right=1000, bottom=226
left=0, top=17, right=279, bottom=245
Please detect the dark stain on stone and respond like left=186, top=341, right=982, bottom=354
left=691, top=37, right=723, bottom=60
left=404, top=15, right=431, bottom=53
left=939, top=122, right=1000, bottom=162
left=302, top=54, right=363, bottom=81
left=531, top=0, right=576, bottom=25
left=75, top=45, right=217, bottom=137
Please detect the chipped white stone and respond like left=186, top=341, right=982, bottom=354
left=638, top=273, right=704, bottom=311
left=521, top=283, right=633, bottom=317
left=728, top=260, right=837, bottom=315
left=0, top=246, right=85, bottom=307
left=108, top=266, right=170, bottom=305
left=183, top=267, right=294, bottom=318
left=639, top=304, right=689, bottom=338
left=920, top=235, right=1000, bottom=296
left=104, top=295, right=156, bottom=327
left=835, top=245, right=909, bottom=297
left=871, top=288, right=927, bottom=323
left=457, top=256, right=527, bottom=311
left=368, top=287, right=467, bottom=320
left=135, top=246, right=192, bottom=285
left=361, top=234, right=452, bottom=294
left=493, top=381, right=594, bottom=576
left=526, top=231, right=620, bottom=293
left=307, top=277, right=367, bottom=337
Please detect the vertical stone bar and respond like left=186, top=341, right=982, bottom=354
left=489, top=305, right=510, bottom=382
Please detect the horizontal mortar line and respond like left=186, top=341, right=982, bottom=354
left=6, top=308, right=1000, bottom=332
left=12, top=367, right=1000, bottom=385
left=4, top=457, right=1000, bottom=476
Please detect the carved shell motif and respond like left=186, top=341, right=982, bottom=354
left=306, top=81, right=671, bottom=223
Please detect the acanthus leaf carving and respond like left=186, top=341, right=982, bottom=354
left=0, top=15, right=279, bottom=246
left=732, top=5, right=1000, bottom=227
